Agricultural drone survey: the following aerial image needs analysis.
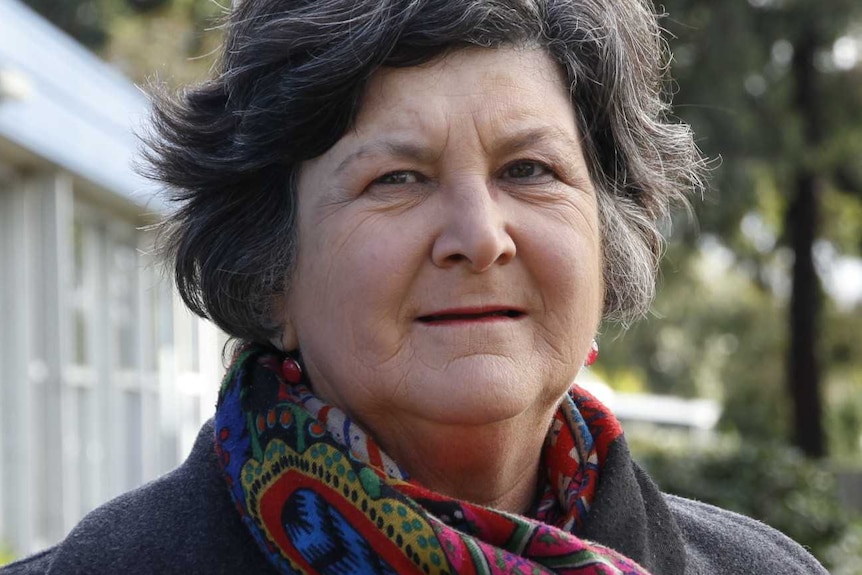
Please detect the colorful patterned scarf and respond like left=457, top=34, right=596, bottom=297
left=215, top=346, right=653, bottom=575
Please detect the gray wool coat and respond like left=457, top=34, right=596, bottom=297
left=1, top=420, right=828, bottom=575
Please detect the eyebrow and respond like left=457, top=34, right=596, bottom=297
left=333, top=126, right=583, bottom=175
left=334, top=139, right=440, bottom=175
left=492, top=127, right=584, bottom=160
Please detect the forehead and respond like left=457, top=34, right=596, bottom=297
left=353, top=46, right=577, bottom=139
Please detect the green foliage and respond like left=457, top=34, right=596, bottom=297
left=600, top=237, right=794, bottom=442
left=826, top=360, right=862, bottom=463
left=663, top=0, right=862, bottom=190
left=629, top=434, right=854, bottom=570
left=22, top=0, right=111, bottom=49
left=599, top=0, right=862, bottom=460
left=104, top=0, right=225, bottom=87
left=126, top=0, right=171, bottom=12
left=824, top=520, right=862, bottom=575
left=21, top=0, right=224, bottom=88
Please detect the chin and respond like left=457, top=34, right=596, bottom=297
left=406, top=365, right=557, bottom=426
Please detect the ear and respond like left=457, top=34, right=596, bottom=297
left=270, top=294, right=299, bottom=352
left=279, top=318, right=299, bottom=352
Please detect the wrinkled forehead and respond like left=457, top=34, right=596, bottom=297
left=304, top=46, right=585, bottom=176
left=365, top=45, right=567, bottom=107
left=351, top=46, right=578, bottom=146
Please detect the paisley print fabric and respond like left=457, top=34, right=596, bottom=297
left=215, top=346, right=652, bottom=575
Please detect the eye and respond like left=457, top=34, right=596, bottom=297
left=502, top=161, right=555, bottom=181
left=372, top=171, right=423, bottom=185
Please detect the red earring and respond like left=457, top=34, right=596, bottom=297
left=585, top=340, right=599, bottom=367
left=281, top=358, right=302, bottom=384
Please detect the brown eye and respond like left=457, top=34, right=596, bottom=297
left=374, top=171, right=422, bottom=185
left=504, top=161, right=553, bottom=180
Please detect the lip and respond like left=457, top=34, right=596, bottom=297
left=416, top=306, right=526, bottom=325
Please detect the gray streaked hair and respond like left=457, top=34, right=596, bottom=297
left=144, top=0, right=705, bottom=344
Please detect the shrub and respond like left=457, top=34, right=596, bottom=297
left=628, top=433, right=853, bottom=571
left=823, top=519, right=862, bottom=575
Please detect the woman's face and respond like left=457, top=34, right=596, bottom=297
left=282, top=46, right=602, bottom=434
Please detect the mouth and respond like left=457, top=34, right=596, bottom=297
left=416, top=307, right=526, bottom=325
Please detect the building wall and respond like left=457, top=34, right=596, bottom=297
left=0, top=167, right=224, bottom=556
left=0, top=0, right=230, bottom=560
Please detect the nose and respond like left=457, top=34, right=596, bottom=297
left=431, top=184, right=516, bottom=272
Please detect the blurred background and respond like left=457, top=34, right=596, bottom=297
left=0, top=0, right=860, bottom=571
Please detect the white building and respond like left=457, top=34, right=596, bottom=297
left=0, top=0, right=224, bottom=557
left=577, top=373, right=721, bottom=443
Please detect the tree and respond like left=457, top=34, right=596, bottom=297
left=21, top=0, right=111, bottom=49
left=21, top=0, right=222, bottom=87
left=646, top=0, right=862, bottom=457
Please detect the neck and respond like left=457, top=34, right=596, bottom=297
left=365, top=408, right=554, bottom=514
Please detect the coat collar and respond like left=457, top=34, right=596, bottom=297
left=581, top=435, right=687, bottom=575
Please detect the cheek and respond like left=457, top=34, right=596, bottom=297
left=547, top=245, right=602, bottom=316
left=533, top=204, right=602, bottom=290
left=290, top=211, right=424, bottom=334
left=526, top=216, right=603, bottom=336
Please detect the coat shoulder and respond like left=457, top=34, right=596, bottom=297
left=2, top=421, right=274, bottom=575
left=665, top=494, right=828, bottom=575
left=0, top=548, right=56, bottom=574
left=0, top=468, right=204, bottom=575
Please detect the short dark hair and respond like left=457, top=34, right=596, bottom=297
left=144, top=0, right=705, bottom=344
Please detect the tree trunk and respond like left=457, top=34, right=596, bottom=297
left=787, top=27, right=825, bottom=458
left=787, top=175, right=825, bottom=458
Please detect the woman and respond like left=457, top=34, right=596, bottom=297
left=3, top=0, right=828, bottom=574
